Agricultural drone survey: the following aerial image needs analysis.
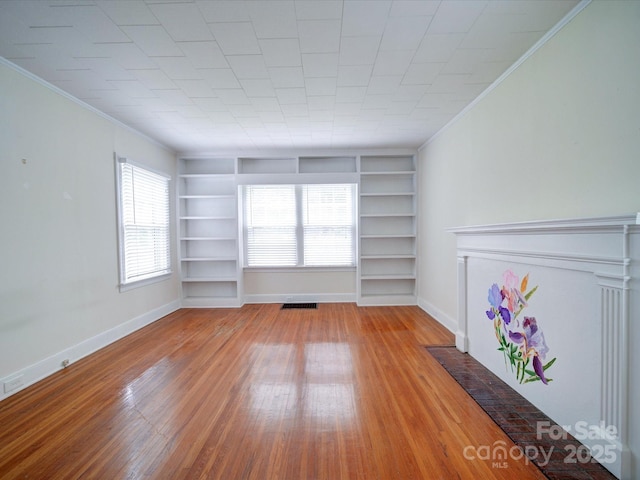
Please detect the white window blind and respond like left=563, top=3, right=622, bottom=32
left=117, top=159, right=171, bottom=287
left=243, top=184, right=355, bottom=268
left=302, top=184, right=355, bottom=266
left=244, top=185, right=297, bottom=266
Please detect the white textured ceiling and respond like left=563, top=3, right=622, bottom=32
left=0, top=0, right=579, bottom=153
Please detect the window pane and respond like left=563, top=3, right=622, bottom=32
left=243, top=183, right=356, bottom=268
left=119, top=162, right=171, bottom=284
left=245, top=185, right=297, bottom=266
left=303, top=184, right=355, bottom=266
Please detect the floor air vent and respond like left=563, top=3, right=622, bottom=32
left=281, top=303, right=318, bottom=309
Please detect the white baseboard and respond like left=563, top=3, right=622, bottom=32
left=0, top=300, right=180, bottom=402
left=417, top=297, right=457, bottom=333
left=243, top=293, right=356, bottom=304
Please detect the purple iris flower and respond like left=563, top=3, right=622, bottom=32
left=499, top=306, right=511, bottom=325
left=486, top=284, right=504, bottom=320
left=488, top=284, right=503, bottom=308
left=509, top=317, right=550, bottom=384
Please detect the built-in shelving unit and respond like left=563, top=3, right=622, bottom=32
left=358, top=155, right=417, bottom=305
left=177, top=153, right=417, bottom=307
left=178, top=157, right=241, bottom=307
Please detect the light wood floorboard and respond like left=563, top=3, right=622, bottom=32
left=0, top=304, right=545, bottom=479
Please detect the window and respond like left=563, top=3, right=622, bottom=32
left=243, top=184, right=356, bottom=268
left=116, top=157, right=171, bottom=290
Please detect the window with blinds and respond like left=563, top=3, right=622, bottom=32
left=116, top=158, right=171, bottom=289
left=243, top=184, right=356, bottom=268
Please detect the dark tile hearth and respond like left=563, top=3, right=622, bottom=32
left=426, top=346, right=617, bottom=480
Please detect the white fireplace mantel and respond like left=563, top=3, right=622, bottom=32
left=449, top=214, right=639, bottom=479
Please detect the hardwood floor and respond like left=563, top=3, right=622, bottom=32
left=0, top=304, right=546, bottom=479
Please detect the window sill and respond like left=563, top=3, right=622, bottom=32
left=243, top=266, right=356, bottom=274
left=119, top=272, right=172, bottom=292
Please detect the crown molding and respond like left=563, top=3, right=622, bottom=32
left=418, top=0, right=592, bottom=153
left=0, top=56, right=174, bottom=154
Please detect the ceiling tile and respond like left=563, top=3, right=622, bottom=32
left=268, top=67, right=305, bottom=88
left=441, top=48, right=488, bottom=74
left=215, top=89, right=251, bottom=105
left=281, top=103, right=309, bottom=116
left=93, top=42, right=158, bottom=70
left=428, top=74, right=470, bottom=95
left=308, top=95, right=335, bottom=110
left=120, top=26, right=184, bottom=57
left=108, top=79, right=155, bottom=99
left=153, top=88, right=194, bottom=106
left=362, top=94, right=392, bottom=110
left=337, top=65, right=373, bottom=87
left=298, top=20, right=341, bottom=53
left=177, top=41, right=228, bottom=69
left=196, top=0, right=250, bottom=22
left=251, top=97, right=281, bottom=112
left=65, top=5, right=131, bottom=44
left=152, top=56, right=200, bottom=81
left=342, top=0, right=391, bottom=37
left=174, top=79, right=216, bottom=98
left=97, top=0, right=158, bottom=26
left=301, top=53, right=339, bottom=78
left=294, top=0, right=343, bottom=20
left=389, top=0, right=440, bottom=17
left=130, top=68, right=176, bottom=90
left=427, top=0, right=487, bottom=34
left=372, top=50, right=413, bottom=76
left=210, top=22, right=260, bottom=55
left=148, top=3, right=212, bottom=42
left=367, top=75, right=401, bottom=95
left=259, top=39, right=302, bottom=67
left=197, top=97, right=227, bottom=112
left=239, top=78, right=276, bottom=98
left=338, top=36, right=381, bottom=66
left=414, top=33, right=465, bottom=63
left=247, top=1, right=298, bottom=38
left=379, top=16, right=431, bottom=51
left=275, top=88, right=307, bottom=105
left=402, top=62, right=444, bottom=85
left=336, top=86, right=367, bottom=103
left=199, top=68, right=241, bottom=89
left=305, top=77, right=337, bottom=96
left=226, top=55, right=269, bottom=79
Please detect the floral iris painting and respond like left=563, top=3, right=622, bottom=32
left=485, top=270, right=556, bottom=384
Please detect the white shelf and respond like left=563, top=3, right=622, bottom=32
left=179, top=194, right=235, bottom=199
left=360, top=213, right=415, bottom=218
left=181, top=257, right=237, bottom=262
left=182, top=276, right=238, bottom=282
left=178, top=157, right=241, bottom=307
left=358, top=154, right=417, bottom=305
left=361, top=254, right=416, bottom=259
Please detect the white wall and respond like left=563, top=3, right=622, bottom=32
left=417, top=0, right=640, bottom=329
left=0, top=61, right=181, bottom=398
left=244, top=270, right=356, bottom=303
left=417, top=1, right=640, bottom=478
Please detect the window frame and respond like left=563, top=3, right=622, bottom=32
left=242, top=183, right=357, bottom=271
left=115, top=155, right=172, bottom=292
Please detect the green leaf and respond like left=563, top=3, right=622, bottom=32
left=543, top=357, right=556, bottom=371
left=524, top=285, right=538, bottom=301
